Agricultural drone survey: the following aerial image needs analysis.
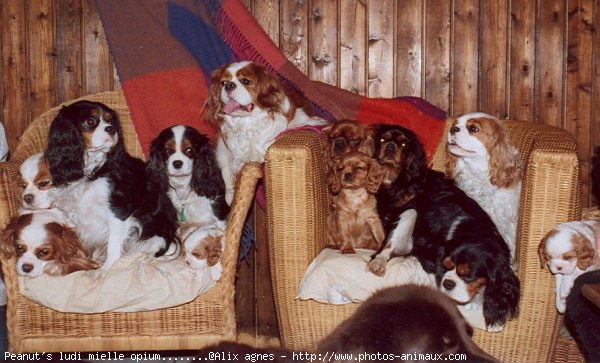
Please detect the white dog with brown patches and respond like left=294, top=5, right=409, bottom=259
left=205, top=61, right=327, bottom=205
left=446, top=113, right=522, bottom=259
left=539, top=220, right=600, bottom=313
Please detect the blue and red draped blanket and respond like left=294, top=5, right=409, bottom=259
left=95, top=0, right=447, bottom=160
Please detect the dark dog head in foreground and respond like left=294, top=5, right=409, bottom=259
left=318, top=284, right=498, bottom=362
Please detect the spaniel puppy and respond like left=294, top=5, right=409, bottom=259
left=446, top=112, right=522, bottom=258
left=326, top=151, right=385, bottom=254
left=318, top=285, right=499, bottom=362
left=205, top=61, right=327, bottom=205
left=539, top=220, right=600, bottom=313
left=15, top=153, right=56, bottom=211
left=147, top=125, right=229, bottom=280
left=43, top=100, right=180, bottom=271
left=369, top=124, right=520, bottom=329
left=322, top=120, right=375, bottom=161
left=0, top=210, right=98, bottom=277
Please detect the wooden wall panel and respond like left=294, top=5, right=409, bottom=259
left=509, top=0, right=536, bottom=122
left=1, top=0, right=29, bottom=149
left=367, top=0, right=394, bottom=97
left=423, top=0, right=451, bottom=111
left=83, top=0, right=113, bottom=95
left=280, top=0, right=309, bottom=74
left=339, top=0, right=366, bottom=95
left=56, top=0, right=83, bottom=103
left=451, top=0, right=479, bottom=115
left=308, top=0, right=338, bottom=86
left=27, top=0, right=56, bottom=121
left=395, top=0, right=423, bottom=97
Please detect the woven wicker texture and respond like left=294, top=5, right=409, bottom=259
left=0, top=91, right=262, bottom=353
left=265, top=120, right=583, bottom=362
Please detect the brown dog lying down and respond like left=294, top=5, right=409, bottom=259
left=196, top=285, right=498, bottom=362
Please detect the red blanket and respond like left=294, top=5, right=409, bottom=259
left=95, top=0, right=448, bottom=159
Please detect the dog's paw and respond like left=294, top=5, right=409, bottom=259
left=367, top=258, right=386, bottom=276
left=340, top=246, right=356, bottom=254
left=209, top=262, right=223, bottom=281
left=556, top=298, right=566, bottom=314
left=486, top=323, right=504, bottom=333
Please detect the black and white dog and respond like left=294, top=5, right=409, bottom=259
left=368, top=124, right=520, bottom=330
left=147, top=125, right=229, bottom=280
left=44, top=100, right=180, bottom=271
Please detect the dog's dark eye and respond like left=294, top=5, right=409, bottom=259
left=37, top=181, right=51, bottom=188
left=400, top=142, right=407, bottom=148
left=379, top=138, right=386, bottom=143
left=184, top=147, right=194, bottom=157
left=241, top=78, right=252, bottom=85
left=165, top=149, right=175, bottom=157
left=15, top=244, right=25, bottom=254
left=84, top=118, right=97, bottom=127
left=467, top=124, right=479, bottom=133
left=37, top=249, right=50, bottom=257
left=221, top=80, right=228, bottom=86
left=356, top=166, right=365, bottom=172
left=450, top=125, right=460, bottom=133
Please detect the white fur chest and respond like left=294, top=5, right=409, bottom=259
left=168, top=187, right=220, bottom=227
left=220, top=110, right=288, bottom=174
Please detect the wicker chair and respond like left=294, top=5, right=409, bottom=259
left=0, top=91, right=262, bottom=353
left=264, top=121, right=584, bottom=362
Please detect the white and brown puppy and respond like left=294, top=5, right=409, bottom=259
left=0, top=210, right=98, bottom=277
left=16, top=153, right=56, bottom=211
left=205, top=61, right=327, bottom=205
left=446, top=112, right=522, bottom=259
left=539, top=220, right=600, bottom=313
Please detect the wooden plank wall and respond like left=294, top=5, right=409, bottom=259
left=1, top=0, right=599, bottom=206
left=0, top=0, right=599, bottom=343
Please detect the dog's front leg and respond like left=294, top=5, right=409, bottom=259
left=555, top=274, right=566, bottom=314
left=367, top=209, right=417, bottom=276
left=215, top=139, right=236, bottom=206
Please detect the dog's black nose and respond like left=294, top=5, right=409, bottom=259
left=224, top=81, right=236, bottom=93
left=172, top=160, right=183, bottom=169
left=23, top=194, right=34, bottom=204
left=22, top=264, right=34, bottom=273
left=442, top=279, right=456, bottom=291
left=105, top=126, right=116, bottom=135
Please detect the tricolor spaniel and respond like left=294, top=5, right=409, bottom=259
left=0, top=210, right=98, bottom=277
left=15, top=153, right=56, bottom=211
left=205, top=61, right=327, bottom=205
left=369, top=124, right=520, bottom=329
left=43, top=100, right=180, bottom=271
left=147, top=125, right=228, bottom=280
left=446, top=112, right=522, bottom=259
left=539, top=220, right=600, bottom=313
left=326, top=151, right=385, bottom=254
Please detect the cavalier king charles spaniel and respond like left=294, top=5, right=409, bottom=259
left=147, top=125, right=229, bottom=280
left=446, top=113, right=522, bottom=258
left=205, top=61, right=327, bottom=205
left=43, top=100, right=180, bottom=272
left=15, top=153, right=56, bottom=211
left=369, top=124, right=520, bottom=329
left=323, top=120, right=375, bottom=161
left=539, top=220, right=600, bottom=313
left=1, top=210, right=98, bottom=277
left=326, top=151, right=385, bottom=254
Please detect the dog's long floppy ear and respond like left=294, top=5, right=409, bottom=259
left=366, top=158, right=384, bottom=194
left=47, top=222, right=99, bottom=275
left=487, top=121, right=522, bottom=188
left=251, top=63, right=289, bottom=117
left=0, top=217, right=19, bottom=259
left=328, top=161, right=342, bottom=195
left=204, top=65, right=228, bottom=127
left=44, top=103, right=88, bottom=186
left=360, top=132, right=376, bottom=158
left=574, top=231, right=597, bottom=270
left=190, top=128, right=230, bottom=221
left=538, top=237, right=548, bottom=269
left=146, top=129, right=171, bottom=194
left=483, top=254, right=520, bottom=328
